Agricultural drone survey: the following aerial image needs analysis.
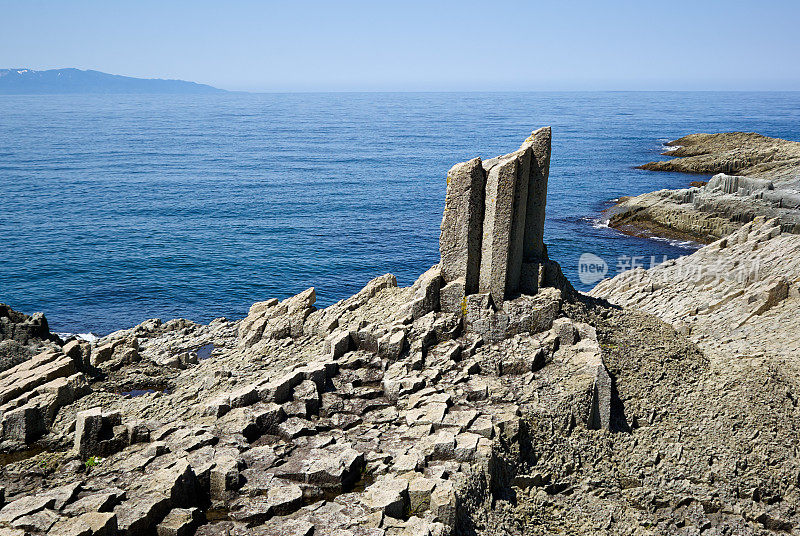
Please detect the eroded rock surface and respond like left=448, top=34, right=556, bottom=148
left=592, top=217, right=800, bottom=365
left=439, top=127, right=560, bottom=306
left=608, top=132, right=800, bottom=243
left=639, top=132, right=800, bottom=181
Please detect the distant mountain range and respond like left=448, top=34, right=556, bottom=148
left=0, top=68, right=225, bottom=94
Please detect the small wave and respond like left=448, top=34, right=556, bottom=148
left=56, top=332, right=100, bottom=343
left=580, top=215, right=610, bottom=230
left=593, top=216, right=702, bottom=250
left=663, top=144, right=683, bottom=153
left=645, top=235, right=701, bottom=249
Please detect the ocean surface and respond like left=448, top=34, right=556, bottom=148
left=2, top=91, right=800, bottom=335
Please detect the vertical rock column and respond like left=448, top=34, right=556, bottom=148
left=478, top=148, right=532, bottom=305
left=439, top=158, right=486, bottom=312
left=508, top=148, right=532, bottom=298
left=438, top=127, right=552, bottom=308
left=523, top=126, right=551, bottom=260
left=520, top=127, right=552, bottom=293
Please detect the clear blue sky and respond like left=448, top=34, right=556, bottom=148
left=2, top=0, right=799, bottom=91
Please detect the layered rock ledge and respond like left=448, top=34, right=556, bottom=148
left=589, top=217, right=800, bottom=532
left=608, top=132, right=800, bottom=243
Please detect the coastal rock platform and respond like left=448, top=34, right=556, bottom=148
left=608, top=132, right=800, bottom=243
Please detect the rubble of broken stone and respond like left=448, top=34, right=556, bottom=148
left=0, top=258, right=618, bottom=535
left=6, top=253, right=799, bottom=534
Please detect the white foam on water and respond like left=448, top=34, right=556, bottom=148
left=582, top=215, right=610, bottom=230
left=646, top=234, right=702, bottom=249
left=56, top=332, right=100, bottom=343
left=593, top=212, right=702, bottom=250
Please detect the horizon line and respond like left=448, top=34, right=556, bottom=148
left=4, top=89, right=800, bottom=96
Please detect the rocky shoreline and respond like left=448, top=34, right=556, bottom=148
left=607, top=132, right=800, bottom=243
left=2, top=130, right=800, bottom=535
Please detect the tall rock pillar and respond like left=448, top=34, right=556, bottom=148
left=438, top=127, right=553, bottom=308
left=439, top=158, right=486, bottom=296
left=519, top=127, right=552, bottom=294
left=478, top=148, right=532, bottom=305
left=522, top=126, right=551, bottom=262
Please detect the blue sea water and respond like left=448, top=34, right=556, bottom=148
left=2, top=91, right=799, bottom=335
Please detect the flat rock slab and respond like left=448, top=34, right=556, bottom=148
left=362, top=477, right=409, bottom=519
left=52, top=512, right=117, bottom=536
left=0, top=495, right=55, bottom=523
left=250, top=518, right=314, bottom=536
left=266, top=483, right=303, bottom=516
left=157, top=507, right=201, bottom=536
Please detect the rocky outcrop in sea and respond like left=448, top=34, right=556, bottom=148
left=2, top=130, right=800, bottom=536
left=608, top=132, right=800, bottom=243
